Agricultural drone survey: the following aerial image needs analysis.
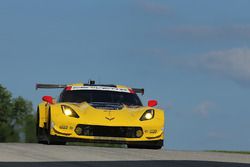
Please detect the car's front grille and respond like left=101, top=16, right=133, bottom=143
left=75, top=124, right=143, bottom=138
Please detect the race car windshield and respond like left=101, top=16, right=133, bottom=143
left=60, top=90, right=143, bottom=106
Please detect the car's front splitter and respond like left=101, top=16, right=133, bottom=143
left=49, top=135, right=163, bottom=146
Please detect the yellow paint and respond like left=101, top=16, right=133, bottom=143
left=37, top=83, right=165, bottom=142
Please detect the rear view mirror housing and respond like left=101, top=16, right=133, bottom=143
left=148, top=100, right=158, bottom=107
left=42, top=96, right=54, bottom=104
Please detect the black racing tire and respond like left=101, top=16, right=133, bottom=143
left=46, top=108, right=66, bottom=145
left=36, top=108, right=47, bottom=144
left=127, top=140, right=163, bottom=149
left=127, top=145, right=162, bottom=149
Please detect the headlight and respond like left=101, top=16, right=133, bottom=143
left=140, top=109, right=154, bottom=121
left=61, top=105, right=79, bottom=118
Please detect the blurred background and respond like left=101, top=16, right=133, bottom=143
left=0, top=0, right=250, bottom=151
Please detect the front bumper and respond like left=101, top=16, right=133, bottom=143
left=49, top=109, right=164, bottom=142
left=49, top=134, right=163, bottom=147
left=51, top=123, right=164, bottom=142
left=75, top=124, right=143, bottom=138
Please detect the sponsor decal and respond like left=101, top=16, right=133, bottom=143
left=59, top=125, right=68, bottom=129
left=70, top=86, right=130, bottom=93
left=149, top=130, right=157, bottom=134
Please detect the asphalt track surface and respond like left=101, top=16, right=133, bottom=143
left=0, top=143, right=250, bottom=167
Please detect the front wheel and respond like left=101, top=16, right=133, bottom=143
left=127, top=140, right=163, bottom=149
left=46, top=109, right=66, bottom=145
left=36, top=108, right=47, bottom=144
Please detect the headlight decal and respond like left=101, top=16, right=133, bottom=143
left=61, top=105, right=79, bottom=118
left=140, top=109, right=155, bottom=121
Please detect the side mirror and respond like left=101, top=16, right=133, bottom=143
left=148, top=100, right=158, bottom=107
left=42, top=96, right=54, bottom=104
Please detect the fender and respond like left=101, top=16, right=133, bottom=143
left=37, top=102, right=47, bottom=128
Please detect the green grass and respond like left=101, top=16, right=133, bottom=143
left=207, top=150, right=250, bottom=155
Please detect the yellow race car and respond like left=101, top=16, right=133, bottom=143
left=36, top=81, right=164, bottom=149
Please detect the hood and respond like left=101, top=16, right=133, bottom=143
left=64, top=102, right=150, bottom=125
